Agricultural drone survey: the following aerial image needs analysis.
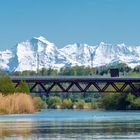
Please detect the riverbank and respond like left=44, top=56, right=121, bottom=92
left=39, top=92, right=140, bottom=110
left=1, top=92, right=140, bottom=115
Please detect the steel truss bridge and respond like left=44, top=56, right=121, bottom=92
left=11, top=76, right=140, bottom=96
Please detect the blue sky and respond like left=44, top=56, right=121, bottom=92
left=0, top=0, right=140, bottom=50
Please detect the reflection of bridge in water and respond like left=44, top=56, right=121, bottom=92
left=11, top=76, right=140, bottom=96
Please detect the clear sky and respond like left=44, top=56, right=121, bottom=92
left=0, top=0, right=140, bottom=50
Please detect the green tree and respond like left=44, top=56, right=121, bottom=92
left=0, top=76, right=15, bottom=95
left=100, top=93, right=119, bottom=110
left=15, top=80, right=30, bottom=94
left=132, top=98, right=140, bottom=109
left=100, top=93, right=131, bottom=110
left=47, top=96, right=62, bottom=109
left=126, top=93, right=135, bottom=104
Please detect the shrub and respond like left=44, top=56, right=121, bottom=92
left=85, top=97, right=92, bottom=103
left=62, top=98, right=73, bottom=109
left=15, top=80, right=30, bottom=94
left=33, top=97, right=47, bottom=111
left=0, top=76, right=15, bottom=95
left=126, top=93, right=135, bottom=103
left=75, top=100, right=85, bottom=109
left=131, top=97, right=140, bottom=109
left=91, top=99, right=99, bottom=109
left=47, top=96, right=62, bottom=109
left=41, top=95, right=47, bottom=102
left=100, top=93, right=119, bottom=110
left=100, top=93, right=131, bottom=110
left=0, top=93, right=35, bottom=114
left=126, top=93, right=136, bottom=109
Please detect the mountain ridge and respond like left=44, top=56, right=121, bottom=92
left=0, top=36, right=140, bottom=72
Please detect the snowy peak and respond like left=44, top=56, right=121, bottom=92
left=60, top=43, right=97, bottom=66
left=33, top=36, right=54, bottom=46
left=30, top=36, right=57, bottom=53
left=1, top=36, right=140, bottom=72
left=13, top=36, right=72, bottom=71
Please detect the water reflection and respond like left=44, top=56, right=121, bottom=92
left=0, top=110, right=140, bottom=139
left=0, top=121, right=33, bottom=139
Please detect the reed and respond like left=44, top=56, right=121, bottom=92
left=0, top=93, right=35, bottom=114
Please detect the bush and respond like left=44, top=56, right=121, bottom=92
left=0, top=76, right=15, bottom=95
left=62, top=99, right=73, bottom=109
left=100, top=93, right=119, bottom=110
left=131, top=97, right=140, bottom=109
left=100, top=93, right=132, bottom=110
left=75, top=100, right=85, bottom=109
left=91, top=99, right=99, bottom=109
left=15, top=80, right=30, bottom=94
left=85, top=97, right=92, bottom=103
left=126, top=93, right=135, bottom=103
left=47, top=96, right=62, bottom=109
left=0, top=93, right=35, bottom=114
left=33, top=97, right=47, bottom=111
left=126, top=93, right=136, bottom=109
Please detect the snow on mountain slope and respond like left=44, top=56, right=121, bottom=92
left=14, top=36, right=71, bottom=71
left=59, top=43, right=97, bottom=67
left=1, top=36, right=140, bottom=72
left=0, top=50, right=13, bottom=71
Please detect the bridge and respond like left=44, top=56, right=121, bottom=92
left=10, top=76, right=140, bottom=95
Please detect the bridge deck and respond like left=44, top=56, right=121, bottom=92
left=10, top=76, right=140, bottom=82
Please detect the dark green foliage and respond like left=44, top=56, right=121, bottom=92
left=47, top=96, right=62, bottom=109
left=132, top=98, right=140, bottom=109
left=126, top=94, right=140, bottom=109
left=85, top=97, right=92, bottom=103
left=91, top=99, right=99, bottom=109
left=126, top=93, right=135, bottom=104
left=15, top=80, right=30, bottom=94
left=100, top=93, right=130, bottom=110
left=60, top=66, right=96, bottom=76
left=99, top=92, right=140, bottom=110
left=115, top=93, right=130, bottom=110
left=41, top=95, right=47, bottom=102
left=11, top=62, right=134, bottom=77
left=100, top=93, right=120, bottom=110
left=0, top=76, right=15, bottom=95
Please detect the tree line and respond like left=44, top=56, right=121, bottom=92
left=5, top=62, right=140, bottom=77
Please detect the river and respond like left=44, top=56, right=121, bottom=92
left=0, top=110, right=140, bottom=139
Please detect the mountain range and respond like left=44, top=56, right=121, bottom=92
left=0, top=36, right=140, bottom=72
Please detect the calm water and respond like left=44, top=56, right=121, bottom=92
left=0, top=110, right=140, bottom=140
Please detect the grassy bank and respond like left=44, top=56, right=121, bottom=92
left=0, top=93, right=35, bottom=114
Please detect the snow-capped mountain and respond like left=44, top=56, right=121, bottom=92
left=0, top=50, right=13, bottom=71
left=1, top=36, right=140, bottom=72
